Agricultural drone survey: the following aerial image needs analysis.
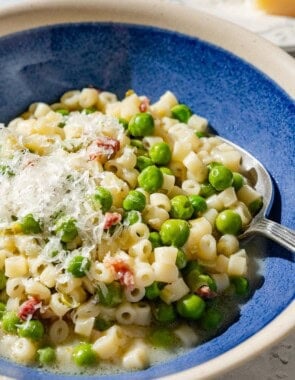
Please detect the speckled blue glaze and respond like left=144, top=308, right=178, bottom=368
left=0, top=23, right=294, bottom=380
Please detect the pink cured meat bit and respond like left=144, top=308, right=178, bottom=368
left=109, top=259, right=135, bottom=290
left=195, top=285, right=217, bottom=299
left=103, top=212, right=122, bottom=229
left=139, top=97, right=150, bottom=112
left=18, top=297, right=41, bottom=321
left=88, top=137, right=120, bottom=161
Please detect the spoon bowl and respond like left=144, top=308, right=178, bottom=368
left=219, top=137, right=295, bottom=252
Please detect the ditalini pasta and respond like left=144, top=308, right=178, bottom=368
left=0, top=89, right=263, bottom=373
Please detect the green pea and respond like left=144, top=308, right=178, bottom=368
left=97, top=282, right=122, bottom=307
left=123, top=210, right=141, bottom=226
left=188, top=274, right=217, bottom=292
left=149, top=328, right=175, bottom=348
left=0, top=165, right=14, bottom=177
left=176, top=294, right=205, bottom=320
left=20, top=214, right=42, bottom=234
left=160, top=167, right=173, bottom=175
left=83, top=106, right=97, bottom=114
left=128, top=112, right=154, bottom=137
left=56, top=217, right=78, bottom=243
left=231, top=276, right=249, bottom=296
left=176, top=249, right=188, bottom=269
left=92, top=186, right=113, bottom=213
left=232, top=172, right=244, bottom=191
left=18, top=319, right=44, bottom=341
left=170, top=195, right=194, bottom=220
left=185, top=269, right=203, bottom=290
left=72, top=343, right=97, bottom=366
left=171, top=104, right=192, bottom=123
left=148, top=231, right=162, bottom=249
left=149, top=142, right=172, bottom=165
left=0, top=270, right=7, bottom=290
left=37, top=347, right=56, bottom=365
left=0, top=302, right=6, bottom=320
left=145, top=282, right=162, bottom=300
left=58, top=122, right=66, bottom=128
left=199, top=182, right=216, bottom=198
left=215, top=210, right=242, bottom=235
left=94, top=317, right=114, bottom=331
left=123, top=190, right=146, bottom=212
left=248, top=197, right=263, bottom=216
left=136, top=156, right=153, bottom=172
left=195, top=131, right=207, bottom=138
left=118, top=117, right=129, bottom=130
left=138, top=165, right=163, bottom=193
left=200, top=308, right=223, bottom=330
left=153, top=302, right=176, bottom=323
left=55, top=108, right=70, bottom=116
left=2, top=311, right=21, bottom=333
left=183, top=260, right=203, bottom=276
left=188, top=195, right=207, bottom=215
left=209, top=165, right=233, bottom=191
left=67, top=256, right=91, bottom=278
left=160, top=219, right=190, bottom=247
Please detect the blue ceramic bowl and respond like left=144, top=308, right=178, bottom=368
left=0, top=1, right=294, bottom=379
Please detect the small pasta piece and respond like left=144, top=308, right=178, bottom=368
left=160, top=278, right=190, bottom=304
left=202, top=208, right=218, bottom=227
left=0, top=236, right=16, bottom=251
left=152, top=262, right=178, bottom=283
left=0, top=249, right=8, bottom=269
left=14, top=236, right=41, bottom=257
left=73, top=300, right=100, bottom=320
left=25, top=279, right=51, bottom=301
left=169, top=161, right=186, bottom=182
left=60, top=90, right=81, bottom=110
left=214, top=255, right=229, bottom=273
left=28, top=256, right=47, bottom=277
left=79, top=88, right=99, bottom=108
left=119, top=93, right=140, bottom=121
left=197, top=234, right=217, bottom=262
left=154, top=246, right=178, bottom=265
left=237, top=185, right=262, bottom=206
left=143, top=206, right=169, bottom=230
left=133, top=262, right=155, bottom=288
left=149, top=193, right=171, bottom=212
left=129, top=239, right=152, bottom=261
left=29, top=102, right=51, bottom=118
left=172, top=141, right=193, bottom=162
left=227, top=255, right=247, bottom=276
left=74, top=317, right=95, bottom=337
left=5, top=256, right=28, bottom=278
left=49, top=293, right=71, bottom=317
left=90, top=261, right=115, bottom=283
left=212, top=149, right=241, bottom=171
left=122, top=339, right=150, bottom=370
left=56, top=276, right=82, bottom=293
left=174, top=325, right=199, bottom=347
left=206, top=194, right=224, bottom=211
left=97, top=91, right=118, bottom=112
left=6, top=297, right=21, bottom=312
left=132, top=302, right=151, bottom=326
left=124, top=287, right=146, bottom=303
left=217, top=234, right=239, bottom=256
left=161, top=173, right=175, bottom=194
left=6, top=278, right=25, bottom=298
left=187, top=114, right=208, bottom=132
left=116, top=302, right=137, bottom=324
left=93, top=325, right=125, bottom=359
left=12, top=337, right=36, bottom=363
left=49, top=319, right=69, bottom=344
left=211, top=273, right=230, bottom=293
left=119, top=168, right=139, bottom=188
left=185, top=217, right=212, bottom=258
left=218, top=187, right=237, bottom=208
left=39, top=264, right=57, bottom=288
left=128, top=222, right=150, bottom=242
left=183, top=152, right=208, bottom=182
left=181, top=179, right=200, bottom=195
left=231, top=201, right=252, bottom=226
left=150, top=90, right=178, bottom=118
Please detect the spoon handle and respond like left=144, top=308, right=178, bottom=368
left=246, top=218, right=295, bottom=252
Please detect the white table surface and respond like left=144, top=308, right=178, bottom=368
left=0, top=1, right=294, bottom=379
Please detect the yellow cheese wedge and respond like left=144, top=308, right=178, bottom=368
left=256, top=0, right=295, bottom=17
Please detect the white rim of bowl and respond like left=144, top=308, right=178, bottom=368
left=0, top=1, right=294, bottom=379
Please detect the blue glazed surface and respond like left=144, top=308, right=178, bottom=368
left=0, top=23, right=294, bottom=380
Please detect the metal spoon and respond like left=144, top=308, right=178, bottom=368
left=218, top=137, right=295, bottom=252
